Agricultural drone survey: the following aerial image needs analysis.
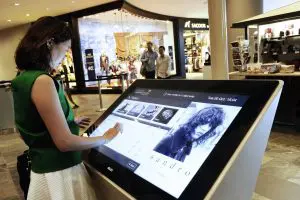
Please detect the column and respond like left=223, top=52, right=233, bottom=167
left=208, top=0, right=229, bottom=80
left=227, top=0, right=263, bottom=72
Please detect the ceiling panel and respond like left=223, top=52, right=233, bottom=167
left=0, top=0, right=116, bottom=30
left=0, top=0, right=208, bottom=30
left=127, top=0, right=208, bottom=19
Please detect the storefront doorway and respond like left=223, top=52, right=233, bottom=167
left=182, top=19, right=210, bottom=79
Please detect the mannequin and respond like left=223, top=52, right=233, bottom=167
left=100, top=53, right=109, bottom=75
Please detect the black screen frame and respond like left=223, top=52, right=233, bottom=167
left=86, top=79, right=279, bottom=200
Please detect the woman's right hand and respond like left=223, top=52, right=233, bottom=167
left=102, top=123, right=122, bottom=143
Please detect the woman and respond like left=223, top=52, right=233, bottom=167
left=12, top=16, right=121, bottom=199
left=154, top=106, right=225, bottom=162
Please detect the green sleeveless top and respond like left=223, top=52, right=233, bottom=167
left=12, top=70, right=82, bottom=173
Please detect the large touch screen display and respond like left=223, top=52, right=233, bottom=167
left=90, top=88, right=248, bottom=198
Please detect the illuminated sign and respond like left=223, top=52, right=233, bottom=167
left=184, top=20, right=209, bottom=30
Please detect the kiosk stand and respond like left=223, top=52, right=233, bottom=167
left=206, top=82, right=282, bottom=200
left=84, top=80, right=283, bottom=200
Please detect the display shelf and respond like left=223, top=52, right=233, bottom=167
left=229, top=71, right=300, bottom=77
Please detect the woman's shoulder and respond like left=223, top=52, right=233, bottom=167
left=12, top=70, right=50, bottom=88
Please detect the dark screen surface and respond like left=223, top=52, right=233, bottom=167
left=87, top=79, right=279, bottom=200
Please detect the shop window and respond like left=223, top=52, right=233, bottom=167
left=78, top=9, right=176, bottom=88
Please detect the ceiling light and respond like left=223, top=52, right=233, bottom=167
left=46, top=8, right=49, bottom=11
left=7, top=19, right=12, bottom=22
left=26, top=14, right=30, bottom=17
left=72, top=1, right=75, bottom=3
left=14, top=3, right=20, bottom=6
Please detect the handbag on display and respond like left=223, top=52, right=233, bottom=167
left=17, top=150, right=31, bottom=199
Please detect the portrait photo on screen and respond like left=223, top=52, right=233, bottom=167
left=127, top=103, right=146, bottom=117
left=153, top=107, right=178, bottom=124
left=153, top=102, right=238, bottom=163
left=139, top=105, right=162, bottom=120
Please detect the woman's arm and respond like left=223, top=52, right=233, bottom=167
left=31, top=75, right=119, bottom=152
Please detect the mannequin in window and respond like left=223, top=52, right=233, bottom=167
left=204, top=47, right=211, bottom=66
left=100, top=53, right=109, bottom=75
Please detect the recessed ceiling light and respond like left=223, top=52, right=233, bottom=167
left=26, top=14, right=30, bottom=17
left=7, top=19, right=12, bottom=22
left=14, top=3, right=20, bottom=6
left=72, top=1, right=75, bottom=3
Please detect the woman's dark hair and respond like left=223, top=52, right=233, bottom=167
left=180, top=106, right=225, bottom=144
left=15, top=16, right=72, bottom=71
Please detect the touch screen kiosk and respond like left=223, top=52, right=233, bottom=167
left=85, top=79, right=283, bottom=200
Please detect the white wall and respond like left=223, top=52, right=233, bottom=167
left=263, top=0, right=300, bottom=12
left=0, top=24, right=29, bottom=81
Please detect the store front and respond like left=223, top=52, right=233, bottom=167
left=56, top=1, right=208, bottom=93
left=78, top=9, right=176, bottom=89
left=231, top=1, right=300, bottom=129
left=183, top=19, right=210, bottom=76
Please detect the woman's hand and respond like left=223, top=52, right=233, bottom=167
left=102, top=123, right=122, bottom=143
left=75, top=116, right=91, bottom=128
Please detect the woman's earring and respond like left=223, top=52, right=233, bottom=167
left=46, top=38, right=54, bottom=49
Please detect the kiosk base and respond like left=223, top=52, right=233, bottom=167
left=84, top=83, right=282, bottom=200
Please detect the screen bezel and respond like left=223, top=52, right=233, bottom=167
left=86, top=79, right=279, bottom=200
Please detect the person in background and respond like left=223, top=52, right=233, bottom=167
left=140, top=41, right=158, bottom=79
left=12, top=16, right=122, bottom=200
left=156, top=46, right=171, bottom=79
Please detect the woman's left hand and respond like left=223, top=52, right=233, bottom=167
left=75, top=116, right=91, bottom=128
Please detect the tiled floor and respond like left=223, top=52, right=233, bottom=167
left=1, top=94, right=300, bottom=200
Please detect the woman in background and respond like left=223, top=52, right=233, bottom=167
left=12, top=16, right=121, bottom=200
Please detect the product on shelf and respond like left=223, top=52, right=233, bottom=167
left=280, top=64, right=295, bottom=73
left=247, top=63, right=262, bottom=73
left=261, top=63, right=281, bottom=74
left=231, top=40, right=251, bottom=72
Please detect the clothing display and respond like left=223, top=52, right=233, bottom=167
left=100, top=55, right=109, bottom=74
left=184, top=30, right=210, bottom=73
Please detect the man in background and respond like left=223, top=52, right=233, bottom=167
left=140, top=42, right=158, bottom=79
left=156, top=46, right=171, bottom=79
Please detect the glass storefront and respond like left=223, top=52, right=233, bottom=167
left=184, top=30, right=210, bottom=74
left=78, top=9, right=176, bottom=88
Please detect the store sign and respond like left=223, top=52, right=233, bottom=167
left=85, top=49, right=96, bottom=80
left=184, top=20, right=209, bottom=30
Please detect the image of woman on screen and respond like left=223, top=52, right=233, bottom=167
left=154, top=106, right=225, bottom=162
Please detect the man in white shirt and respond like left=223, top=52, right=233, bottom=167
left=156, top=46, right=171, bottom=79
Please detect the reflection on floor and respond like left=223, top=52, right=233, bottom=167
left=0, top=94, right=300, bottom=200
